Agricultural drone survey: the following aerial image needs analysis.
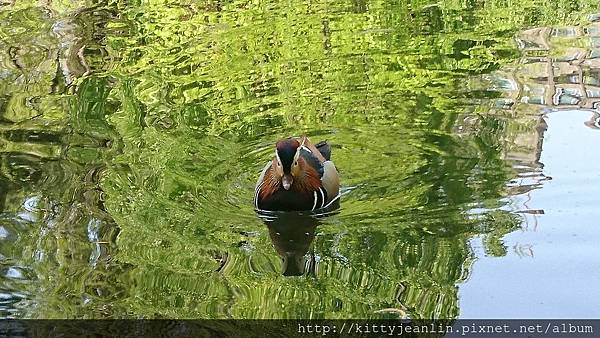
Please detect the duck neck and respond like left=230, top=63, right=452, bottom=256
left=292, top=163, right=321, bottom=193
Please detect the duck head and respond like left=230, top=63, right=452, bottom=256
left=273, top=138, right=302, bottom=190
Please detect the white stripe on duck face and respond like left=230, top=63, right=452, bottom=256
left=275, top=149, right=282, bottom=166
left=299, top=137, right=312, bottom=154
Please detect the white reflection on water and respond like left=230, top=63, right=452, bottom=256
left=461, top=110, right=600, bottom=318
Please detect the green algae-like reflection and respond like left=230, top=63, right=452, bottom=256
left=1, top=0, right=599, bottom=319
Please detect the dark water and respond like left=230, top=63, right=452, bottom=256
left=1, top=1, right=599, bottom=319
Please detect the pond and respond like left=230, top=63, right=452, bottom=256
left=1, top=0, right=599, bottom=319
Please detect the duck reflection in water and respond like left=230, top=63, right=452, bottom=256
left=261, top=213, right=319, bottom=276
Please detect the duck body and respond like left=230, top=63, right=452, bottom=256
left=254, top=136, right=340, bottom=212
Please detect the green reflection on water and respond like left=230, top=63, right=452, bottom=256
left=0, top=0, right=597, bottom=319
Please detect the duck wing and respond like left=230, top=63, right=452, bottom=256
left=314, top=141, right=331, bottom=161
left=304, top=138, right=338, bottom=205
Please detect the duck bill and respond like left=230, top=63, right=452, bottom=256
left=282, top=174, right=293, bottom=190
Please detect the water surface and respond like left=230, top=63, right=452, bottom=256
left=1, top=0, right=599, bottom=319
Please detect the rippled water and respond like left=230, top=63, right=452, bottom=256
left=1, top=1, right=600, bottom=319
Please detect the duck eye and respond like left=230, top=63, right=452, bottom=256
left=294, top=161, right=298, bottom=166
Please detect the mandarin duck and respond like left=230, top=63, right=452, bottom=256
left=254, top=136, right=340, bottom=211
